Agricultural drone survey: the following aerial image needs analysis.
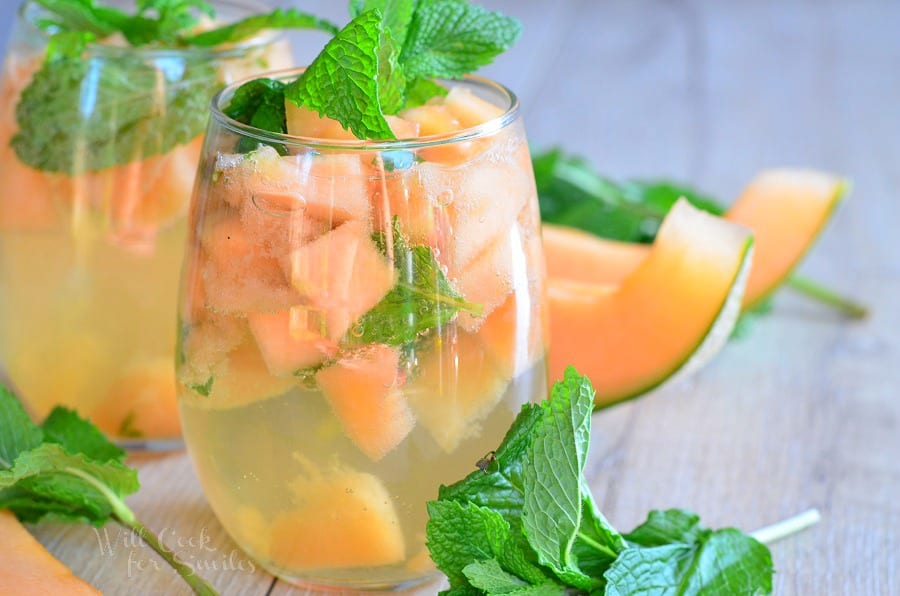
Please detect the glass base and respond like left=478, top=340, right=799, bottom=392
left=116, top=436, right=185, bottom=452
left=266, top=567, right=442, bottom=593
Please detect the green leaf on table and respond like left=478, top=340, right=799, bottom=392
left=0, top=443, right=139, bottom=525
left=12, top=52, right=218, bottom=173
left=400, top=0, right=522, bottom=80
left=624, top=509, right=704, bottom=547
left=285, top=9, right=397, bottom=141
left=352, top=223, right=481, bottom=347
left=183, top=8, right=339, bottom=46
left=41, top=408, right=126, bottom=464
left=0, top=387, right=43, bottom=471
left=570, top=483, right=626, bottom=576
left=521, top=367, right=597, bottom=590
left=605, top=528, right=774, bottom=595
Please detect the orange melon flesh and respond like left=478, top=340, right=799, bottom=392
left=289, top=220, right=395, bottom=341
left=543, top=169, right=847, bottom=313
left=725, top=169, right=846, bottom=308
left=475, top=293, right=546, bottom=379
left=315, top=345, right=415, bottom=461
left=405, top=331, right=508, bottom=452
left=0, top=510, right=100, bottom=596
left=270, top=464, right=405, bottom=570
left=454, top=228, right=524, bottom=332
left=247, top=310, right=336, bottom=376
left=91, top=358, right=181, bottom=438
left=543, top=224, right=648, bottom=286
left=286, top=102, right=419, bottom=140
left=182, top=339, right=296, bottom=409
left=548, top=199, right=753, bottom=406
left=200, top=212, right=299, bottom=314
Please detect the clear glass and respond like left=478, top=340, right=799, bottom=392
left=0, top=0, right=292, bottom=449
left=177, top=70, right=548, bottom=589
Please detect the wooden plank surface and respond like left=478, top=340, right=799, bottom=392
left=1, top=0, right=897, bottom=594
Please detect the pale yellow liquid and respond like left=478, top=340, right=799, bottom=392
left=179, top=360, right=547, bottom=588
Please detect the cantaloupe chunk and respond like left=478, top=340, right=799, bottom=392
left=0, top=510, right=100, bottom=596
left=91, top=358, right=181, bottom=439
left=286, top=102, right=357, bottom=140
left=725, top=169, right=846, bottom=308
left=398, top=103, right=477, bottom=164
left=200, top=211, right=300, bottom=313
left=270, top=463, right=405, bottom=570
left=475, top=294, right=546, bottom=380
left=180, top=312, right=247, bottom=382
left=405, top=331, right=508, bottom=452
left=420, top=158, right=530, bottom=273
left=443, top=86, right=505, bottom=129
left=248, top=309, right=336, bottom=376
left=289, top=220, right=396, bottom=341
left=181, top=338, right=296, bottom=410
left=315, top=345, right=415, bottom=461
left=214, top=147, right=371, bottom=226
left=547, top=200, right=753, bottom=407
left=453, top=227, right=527, bottom=332
left=371, top=166, right=450, bottom=249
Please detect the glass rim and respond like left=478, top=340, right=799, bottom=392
left=209, top=68, right=522, bottom=152
left=18, top=0, right=285, bottom=59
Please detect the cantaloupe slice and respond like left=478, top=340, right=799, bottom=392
left=248, top=309, right=337, bottom=376
left=544, top=169, right=847, bottom=313
left=405, top=331, right=508, bottom=452
left=286, top=102, right=418, bottom=140
left=315, top=345, right=415, bottom=461
left=289, top=220, right=395, bottom=341
left=543, top=224, right=648, bottom=286
left=91, top=358, right=181, bottom=438
left=443, top=86, right=504, bottom=129
left=270, top=461, right=405, bottom=570
left=725, top=169, right=847, bottom=308
left=548, top=199, right=753, bottom=407
left=0, top=510, right=100, bottom=595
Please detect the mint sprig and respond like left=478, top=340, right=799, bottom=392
left=0, top=385, right=217, bottom=595
left=427, top=368, right=776, bottom=595
left=229, top=0, right=521, bottom=141
left=183, top=8, right=339, bottom=46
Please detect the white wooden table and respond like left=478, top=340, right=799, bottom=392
left=3, top=1, right=897, bottom=594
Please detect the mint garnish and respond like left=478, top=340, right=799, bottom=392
left=227, top=0, right=521, bottom=142
left=13, top=0, right=336, bottom=173
left=427, top=368, right=776, bottom=595
left=0, top=385, right=218, bottom=595
left=352, top=222, right=482, bottom=346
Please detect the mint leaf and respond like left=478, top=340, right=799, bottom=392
left=351, top=0, right=416, bottom=47
left=400, top=0, right=522, bottom=80
left=0, top=443, right=138, bottom=525
left=183, top=8, right=339, bottom=46
left=33, top=0, right=125, bottom=37
left=41, top=408, right=126, bottom=464
left=463, top=558, right=529, bottom=592
left=570, top=485, right=626, bottom=576
left=404, top=77, right=448, bottom=109
left=521, top=367, right=596, bottom=590
left=353, top=223, right=481, bottom=346
left=624, top=509, right=704, bottom=547
left=427, top=499, right=513, bottom=590
left=224, top=77, right=288, bottom=154
left=285, top=9, right=397, bottom=140
left=604, top=530, right=773, bottom=596
left=13, top=52, right=218, bottom=173
left=0, top=387, right=42, bottom=470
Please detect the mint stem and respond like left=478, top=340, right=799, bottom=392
left=750, top=508, right=821, bottom=545
left=786, top=275, right=868, bottom=319
left=62, top=467, right=219, bottom=596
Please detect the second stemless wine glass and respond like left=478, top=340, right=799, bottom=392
left=0, top=0, right=292, bottom=448
left=177, top=71, right=548, bottom=589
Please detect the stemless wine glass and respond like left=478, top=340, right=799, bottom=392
left=0, top=0, right=292, bottom=448
left=177, top=70, right=548, bottom=589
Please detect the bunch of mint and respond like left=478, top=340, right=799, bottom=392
left=427, top=368, right=774, bottom=595
left=226, top=0, right=522, bottom=141
left=12, top=0, right=338, bottom=173
left=0, top=385, right=217, bottom=595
